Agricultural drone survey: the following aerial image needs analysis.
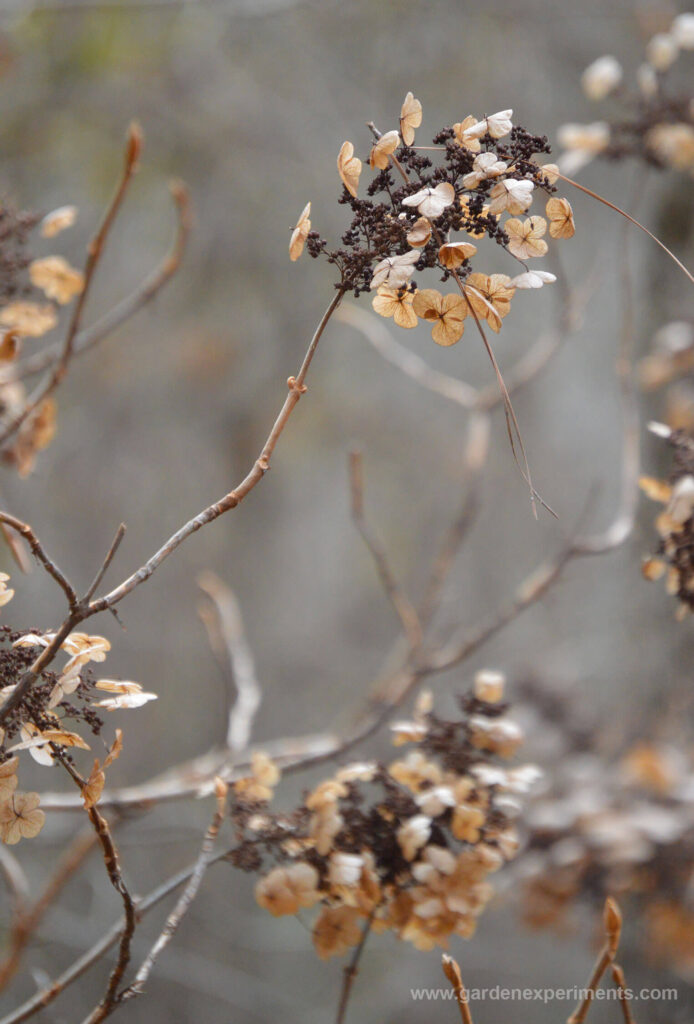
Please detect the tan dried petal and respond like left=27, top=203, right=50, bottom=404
left=438, top=242, right=477, bottom=269
left=406, top=217, right=432, bottom=247
left=337, top=141, right=362, bottom=198
left=0, top=756, right=18, bottom=801
left=313, top=905, right=363, bottom=959
left=505, top=216, right=548, bottom=259
left=464, top=273, right=514, bottom=333
left=639, top=476, right=672, bottom=503
left=41, top=206, right=78, bottom=238
left=289, top=201, right=311, bottom=262
left=0, top=302, right=57, bottom=338
left=400, top=92, right=423, bottom=147
left=452, top=116, right=481, bottom=154
left=0, top=792, right=45, bottom=844
left=546, top=197, right=575, bottom=239
left=412, top=289, right=467, bottom=347
left=30, top=257, right=84, bottom=305
left=372, top=286, right=418, bottom=329
left=369, top=130, right=400, bottom=170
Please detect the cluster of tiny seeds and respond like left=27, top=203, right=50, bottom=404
left=231, top=672, right=541, bottom=958
left=558, top=12, right=694, bottom=176
left=289, top=93, right=575, bottom=348
left=0, top=200, right=40, bottom=305
left=640, top=430, right=694, bottom=618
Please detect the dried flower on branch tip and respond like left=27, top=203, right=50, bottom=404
left=505, top=216, right=548, bottom=259
left=289, top=202, right=311, bottom=262
left=29, top=256, right=84, bottom=305
left=438, top=242, right=477, bottom=270
left=369, top=130, right=400, bottom=170
left=240, top=687, right=535, bottom=957
left=581, top=56, right=622, bottom=101
left=0, top=301, right=57, bottom=338
left=370, top=251, right=419, bottom=291
left=464, top=274, right=515, bottom=334
left=462, top=109, right=513, bottom=141
left=413, top=290, right=467, bottom=346
left=545, top=198, right=575, bottom=239
left=337, top=141, right=362, bottom=198
left=402, top=182, right=455, bottom=220
left=372, top=286, right=417, bottom=328
left=0, top=792, right=44, bottom=844
left=40, top=205, right=78, bottom=238
left=400, top=92, right=422, bottom=147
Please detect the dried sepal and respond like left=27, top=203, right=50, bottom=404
left=0, top=302, right=57, bottom=338
left=372, top=286, right=418, bottom=329
left=29, top=257, right=84, bottom=305
left=406, top=217, right=432, bottom=248
left=0, top=793, right=45, bottom=844
left=464, top=274, right=515, bottom=333
left=369, top=130, right=400, bottom=170
left=289, top=202, right=311, bottom=262
left=639, top=475, right=672, bottom=503
left=505, top=216, right=548, bottom=260
left=0, top=757, right=19, bottom=801
left=412, top=289, right=467, bottom=346
left=41, top=205, right=78, bottom=238
left=452, top=115, right=481, bottom=153
left=0, top=573, right=14, bottom=609
left=402, top=182, right=455, bottom=220
left=400, top=92, right=422, bottom=147
left=546, top=197, right=575, bottom=239
left=370, top=250, right=419, bottom=290
left=337, top=141, right=362, bottom=198
left=438, top=241, right=477, bottom=270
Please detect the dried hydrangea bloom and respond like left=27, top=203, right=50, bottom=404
left=438, top=242, right=477, bottom=270
left=29, top=256, right=84, bottom=305
left=0, top=792, right=45, bottom=845
left=369, top=250, right=419, bottom=290
left=451, top=115, right=481, bottom=153
left=313, top=905, right=363, bottom=958
left=474, top=669, right=505, bottom=704
left=406, top=217, right=432, bottom=247
left=646, top=123, right=694, bottom=173
left=399, top=91, right=422, bottom=147
left=505, top=216, right=548, bottom=260
left=546, top=197, right=575, bottom=239
left=369, top=130, right=400, bottom=170
left=464, top=274, right=515, bottom=333
left=0, top=301, right=57, bottom=338
left=412, top=289, right=466, bottom=346
left=508, top=270, right=556, bottom=289
left=337, top=141, right=362, bottom=198
left=462, top=109, right=513, bottom=141
left=646, top=32, right=679, bottom=71
left=556, top=122, right=609, bottom=174
left=40, top=205, right=77, bottom=238
left=0, top=756, right=18, bottom=801
left=581, top=56, right=622, bottom=101
left=0, top=573, right=14, bottom=609
left=488, top=178, right=534, bottom=216
left=372, top=286, right=417, bottom=328
left=401, top=182, right=455, bottom=220
left=234, top=751, right=280, bottom=802
left=289, top=202, right=311, bottom=262
left=462, top=152, right=507, bottom=189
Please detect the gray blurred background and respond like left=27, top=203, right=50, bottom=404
left=0, top=0, right=692, bottom=1020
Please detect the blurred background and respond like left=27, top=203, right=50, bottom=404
left=0, top=0, right=692, bottom=1020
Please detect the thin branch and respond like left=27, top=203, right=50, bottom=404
left=84, top=525, right=127, bottom=603
left=567, top=898, right=622, bottom=1024
left=86, top=288, right=344, bottom=617
left=441, top=954, right=474, bottom=1024
left=0, top=123, right=143, bottom=448
left=0, top=511, right=78, bottom=610
left=10, top=181, right=190, bottom=383
left=335, top=906, right=376, bottom=1024
left=115, top=780, right=228, bottom=1008
left=349, top=450, right=423, bottom=653
left=197, top=572, right=261, bottom=753
left=611, top=964, right=636, bottom=1024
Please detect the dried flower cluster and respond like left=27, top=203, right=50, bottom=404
left=0, top=587, right=157, bottom=841
left=640, top=428, right=694, bottom=617
left=289, top=93, right=575, bottom=348
left=518, top=735, right=694, bottom=976
left=558, top=12, right=694, bottom=175
left=639, top=320, right=694, bottom=434
left=0, top=203, right=83, bottom=476
left=230, top=673, right=540, bottom=958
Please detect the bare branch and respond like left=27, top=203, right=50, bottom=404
left=0, top=123, right=143, bottom=448
left=197, top=572, right=261, bottom=753
left=0, top=510, right=78, bottom=609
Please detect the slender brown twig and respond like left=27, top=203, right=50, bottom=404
left=441, top=954, right=474, bottom=1024
left=334, top=906, right=376, bottom=1024
left=567, top=897, right=622, bottom=1024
